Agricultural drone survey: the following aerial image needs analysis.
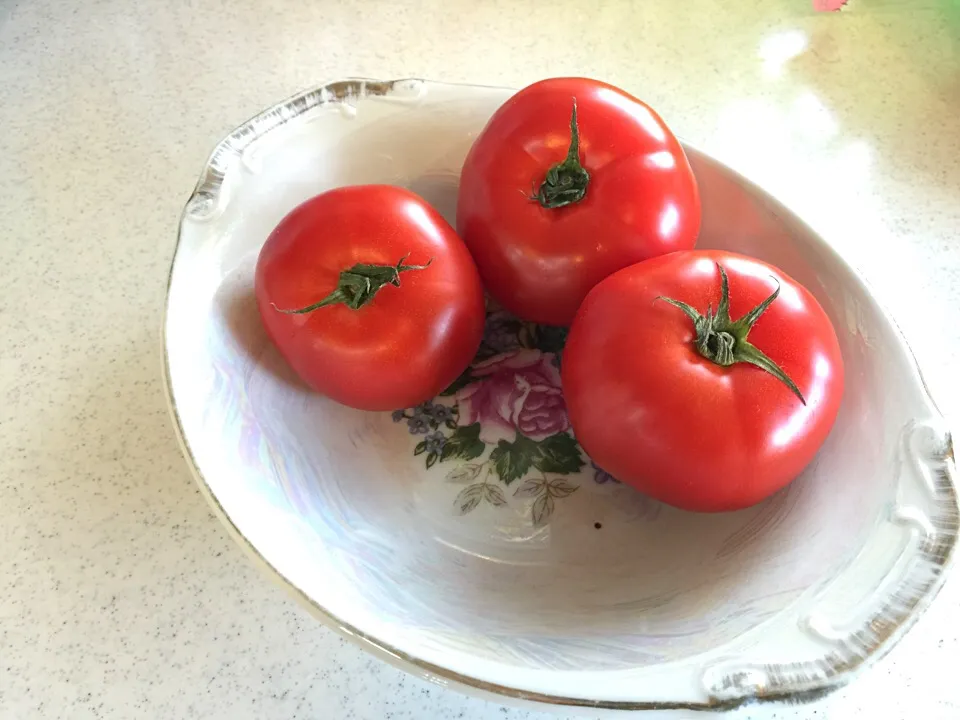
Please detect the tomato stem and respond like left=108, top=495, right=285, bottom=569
left=272, top=254, right=433, bottom=314
left=657, top=264, right=806, bottom=405
left=533, top=100, right=590, bottom=209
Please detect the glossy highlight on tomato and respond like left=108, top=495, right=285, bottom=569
left=457, top=77, right=701, bottom=326
left=562, top=250, right=844, bottom=512
left=255, top=185, right=486, bottom=411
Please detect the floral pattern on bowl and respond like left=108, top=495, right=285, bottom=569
left=391, top=306, right=660, bottom=527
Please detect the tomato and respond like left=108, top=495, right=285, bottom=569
left=561, top=250, right=844, bottom=512
left=255, top=185, right=486, bottom=411
left=457, top=77, right=700, bottom=326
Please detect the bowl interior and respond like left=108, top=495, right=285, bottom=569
left=166, top=81, right=948, bottom=703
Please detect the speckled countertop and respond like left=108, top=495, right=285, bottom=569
left=3, top=0, right=960, bottom=718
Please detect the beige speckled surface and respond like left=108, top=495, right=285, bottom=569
left=2, top=0, right=959, bottom=718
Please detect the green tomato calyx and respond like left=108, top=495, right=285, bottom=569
left=658, top=263, right=806, bottom=405
left=533, top=100, right=590, bottom=210
left=273, top=254, right=433, bottom=314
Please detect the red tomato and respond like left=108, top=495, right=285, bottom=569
left=562, top=250, right=844, bottom=512
left=255, top=185, right=485, bottom=411
left=457, top=77, right=700, bottom=326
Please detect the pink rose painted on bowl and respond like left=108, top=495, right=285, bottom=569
left=456, top=349, right=569, bottom=444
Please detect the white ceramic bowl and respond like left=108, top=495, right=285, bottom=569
left=164, top=79, right=958, bottom=713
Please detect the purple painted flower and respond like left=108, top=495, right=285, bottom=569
left=456, top=349, right=569, bottom=444
left=591, top=461, right=620, bottom=485
left=391, top=409, right=406, bottom=423
left=411, top=404, right=430, bottom=421
left=479, top=311, right=522, bottom=355
left=424, top=430, right=446, bottom=454
left=430, top=404, right=455, bottom=424
left=407, top=415, right=429, bottom=434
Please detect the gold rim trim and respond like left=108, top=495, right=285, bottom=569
left=162, top=77, right=960, bottom=712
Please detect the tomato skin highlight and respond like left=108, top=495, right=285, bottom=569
left=561, top=250, right=844, bottom=512
left=457, top=77, right=701, bottom=326
left=255, top=185, right=486, bottom=411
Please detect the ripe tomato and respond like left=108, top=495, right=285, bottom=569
left=255, top=185, right=485, bottom=411
left=457, top=77, right=700, bottom=326
left=562, top=250, right=844, bottom=512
